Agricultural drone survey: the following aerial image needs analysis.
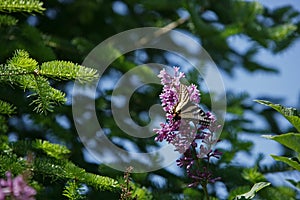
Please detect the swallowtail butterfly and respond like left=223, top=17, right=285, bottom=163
left=173, top=84, right=211, bottom=126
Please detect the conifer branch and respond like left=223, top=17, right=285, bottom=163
left=83, top=171, right=119, bottom=192
left=40, top=60, right=99, bottom=83
left=28, top=76, right=66, bottom=113
left=33, top=157, right=119, bottom=192
left=0, top=100, right=16, bottom=115
left=0, top=0, right=45, bottom=13
left=0, top=154, right=27, bottom=175
left=6, top=139, right=119, bottom=193
left=0, top=50, right=98, bottom=113
left=0, top=116, right=8, bottom=133
left=0, top=14, right=18, bottom=26
left=33, top=140, right=70, bottom=159
left=0, top=100, right=15, bottom=134
left=63, top=180, right=85, bottom=200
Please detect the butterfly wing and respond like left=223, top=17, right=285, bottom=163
left=175, top=84, right=211, bottom=126
left=175, top=84, right=190, bottom=113
left=180, top=102, right=211, bottom=126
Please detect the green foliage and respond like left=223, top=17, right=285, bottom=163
left=33, top=140, right=70, bottom=159
left=229, top=186, right=251, bottom=200
left=256, top=100, right=300, bottom=171
left=259, top=186, right=296, bottom=200
left=0, top=50, right=64, bottom=113
left=0, top=24, right=56, bottom=61
left=0, top=0, right=300, bottom=199
left=63, top=180, right=85, bottom=200
left=287, top=179, right=300, bottom=190
left=0, top=116, right=8, bottom=134
left=28, top=76, right=66, bottom=113
left=263, top=133, right=300, bottom=155
left=71, top=161, right=118, bottom=190
left=270, top=155, right=300, bottom=171
left=227, top=164, right=295, bottom=200
left=182, top=187, right=204, bottom=199
left=0, top=49, right=98, bottom=113
left=0, top=100, right=16, bottom=115
left=0, top=14, right=18, bottom=26
left=225, top=100, right=300, bottom=200
left=119, top=167, right=153, bottom=200
left=10, top=139, right=119, bottom=191
left=0, top=0, right=45, bottom=13
left=234, top=182, right=271, bottom=200
left=184, top=0, right=299, bottom=74
left=0, top=154, right=28, bottom=176
left=0, top=100, right=15, bottom=133
left=255, top=100, right=300, bottom=132
left=241, top=167, right=266, bottom=183
left=131, top=186, right=153, bottom=200
left=267, top=24, right=297, bottom=41
left=0, top=137, right=120, bottom=198
left=40, top=60, right=98, bottom=83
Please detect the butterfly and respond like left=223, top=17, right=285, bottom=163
left=172, top=83, right=211, bottom=126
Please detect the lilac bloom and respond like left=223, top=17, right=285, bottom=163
left=154, top=67, right=222, bottom=188
left=0, top=171, right=36, bottom=200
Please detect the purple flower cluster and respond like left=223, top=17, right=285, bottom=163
left=0, top=171, right=36, bottom=200
left=154, top=67, right=200, bottom=146
left=154, top=67, right=222, bottom=187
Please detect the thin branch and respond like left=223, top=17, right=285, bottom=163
left=136, top=16, right=190, bottom=46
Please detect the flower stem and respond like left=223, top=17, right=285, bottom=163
left=202, top=182, right=210, bottom=200
left=191, top=146, right=210, bottom=200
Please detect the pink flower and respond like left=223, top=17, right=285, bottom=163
left=154, top=67, right=215, bottom=152
left=0, top=171, right=36, bottom=200
left=154, top=67, right=222, bottom=188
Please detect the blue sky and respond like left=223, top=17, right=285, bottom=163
left=224, top=0, right=300, bottom=107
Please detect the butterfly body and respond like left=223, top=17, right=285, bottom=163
left=173, top=84, right=211, bottom=126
